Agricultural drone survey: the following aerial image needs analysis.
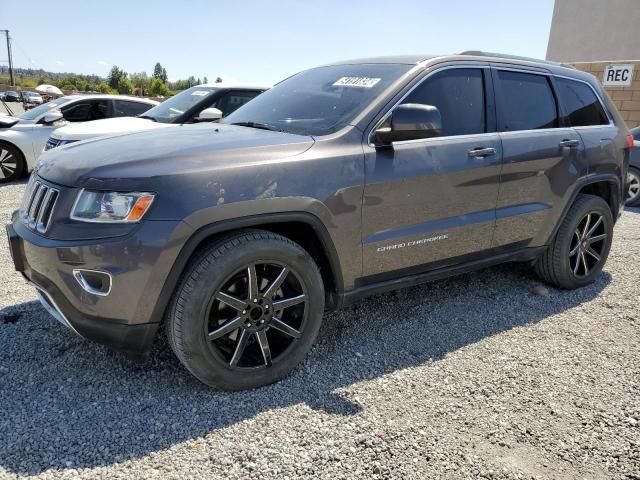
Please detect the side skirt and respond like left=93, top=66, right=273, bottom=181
left=336, top=246, right=546, bottom=309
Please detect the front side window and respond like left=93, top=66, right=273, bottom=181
left=555, top=77, right=608, bottom=127
left=141, top=87, right=218, bottom=123
left=496, top=70, right=558, bottom=131
left=223, top=63, right=412, bottom=136
left=112, top=100, right=154, bottom=118
left=401, top=68, right=486, bottom=137
left=61, top=100, right=109, bottom=122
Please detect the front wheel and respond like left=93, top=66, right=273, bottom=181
left=535, top=194, right=613, bottom=289
left=0, top=142, right=25, bottom=184
left=167, top=230, right=325, bottom=390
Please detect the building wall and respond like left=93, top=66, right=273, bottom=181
left=547, top=0, right=640, bottom=62
left=569, top=61, right=640, bottom=128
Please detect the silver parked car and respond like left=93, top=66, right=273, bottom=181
left=0, top=94, right=158, bottom=183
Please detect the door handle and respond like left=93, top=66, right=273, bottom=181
left=559, top=139, right=580, bottom=148
left=468, top=147, right=497, bottom=158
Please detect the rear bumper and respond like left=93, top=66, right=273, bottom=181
left=7, top=215, right=193, bottom=354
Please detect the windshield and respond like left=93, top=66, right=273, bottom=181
left=142, top=86, right=217, bottom=123
left=19, top=97, right=69, bottom=120
left=222, top=63, right=412, bottom=136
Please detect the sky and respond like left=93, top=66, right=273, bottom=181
left=1, top=0, right=556, bottom=85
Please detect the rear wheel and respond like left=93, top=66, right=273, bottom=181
left=626, top=167, right=640, bottom=207
left=0, top=142, right=25, bottom=184
left=535, top=194, right=613, bottom=289
left=167, top=230, right=324, bottom=390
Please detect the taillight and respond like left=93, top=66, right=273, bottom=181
left=627, top=134, right=634, bottom=150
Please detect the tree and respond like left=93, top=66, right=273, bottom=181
left=130, top=72, right=150, bottom=95
left=107, top=66, right=126, bottom=89
left=215, top=77, right=223, bottom=83
left=97, top=82, right=115, bottom=94
left=116, top=77, right=134, bottom=95
left=153, top=62, right=168, bottom=83
left=203, top=76, right=208, bottom=84
left=148, top=77, right=171, bottom=97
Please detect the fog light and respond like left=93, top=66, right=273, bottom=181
left=73, top=269, right=112, bottom=296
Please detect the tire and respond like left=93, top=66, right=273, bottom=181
left=0, top=142, right=26, bottom=184
left=535, top=194, right=613, bottom=289
left=626, top=166, right=640, bottom=207
left=167, top=230, right=325, bottom=390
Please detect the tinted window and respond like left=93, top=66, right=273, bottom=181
left=223, top=63, right=412, bottom=136
left=496, top=71, right=558, bottom=131
left=632, top=127, right=640, bottom=141
left=61, top=100, right=108, bottom=122
left=402, top=68, right=485, bottom=137
left=113, top=100, right=153, bottom=117
left=555, top=78, right=608, bottom=127
left=214, top=91, right=261, bottom=116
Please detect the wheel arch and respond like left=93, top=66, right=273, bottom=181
left=150, top=212, right=345, bottom=325
left=548, top=174, right=621, bottom=243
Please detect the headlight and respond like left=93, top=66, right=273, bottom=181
left=71, top=190, right=155, bottom=223
left=44, top=138, right=77, bottom=151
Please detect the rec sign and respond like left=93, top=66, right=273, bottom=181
left=602, top=64, right=634, bottom=87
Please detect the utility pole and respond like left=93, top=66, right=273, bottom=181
left=1, top=30, right=14, bottom=86
left=0, top=30, right=14, bottom=86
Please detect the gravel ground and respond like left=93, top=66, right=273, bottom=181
left=0, top=180, right=638, bottom=480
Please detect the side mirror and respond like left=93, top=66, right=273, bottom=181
left=373, top=104, right=442, bottom=146
left=195, top=107, right=223, bottom=122
left=42, top=110, right=64, bottom=125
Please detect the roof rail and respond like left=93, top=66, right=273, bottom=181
left=457, top=50, right=576, bottom=69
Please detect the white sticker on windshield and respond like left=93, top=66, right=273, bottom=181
left=191, top=90, right=209, bottom=96
left=333, top=77, right=381, bottom=88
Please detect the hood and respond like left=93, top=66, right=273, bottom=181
left=37, top=123, right=315, bottom=188
left=51, top=116, right=170, bottom=141
left=0, top=115, right=20, bottom=128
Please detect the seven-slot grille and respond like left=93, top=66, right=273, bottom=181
left=21, top=179, right=59, bottom=233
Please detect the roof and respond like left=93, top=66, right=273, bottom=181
left=194, top=82, right=271, bottom=90
left=59, top=94, right=159, bottom=104
left=325, top=55, right=439, bottom=66
left=325, top=51, right=577, bottom=70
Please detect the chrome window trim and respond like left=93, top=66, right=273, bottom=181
left=367, top=64, right=615, bottom=148
left=366, top=64, right=491, bottom=147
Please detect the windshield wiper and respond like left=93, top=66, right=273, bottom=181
left=138, top=114, right=157, bottom=122
left=230, top=121, right=282, bottom=132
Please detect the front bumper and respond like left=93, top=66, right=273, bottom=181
left=6, top=214, right=193, bottom=354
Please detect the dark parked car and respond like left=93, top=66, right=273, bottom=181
left=3, top=91, right=20, bottom=102
left=7, top=52, right=632, bottom=390
left=626, top=126, right=640, bottom=206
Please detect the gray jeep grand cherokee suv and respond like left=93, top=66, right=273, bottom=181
left=6, top=52, right=632, bottom=390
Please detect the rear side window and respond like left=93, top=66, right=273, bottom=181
left=402, top=68, right=485, bottom=137
left=112, top=100, right=154, bottom=118
left=555, top=77, right=609, bottom=126
left=495, top=71, right=558, bottom=131
left=214, top=91, right=262, bottom=116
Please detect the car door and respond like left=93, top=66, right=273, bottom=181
left=491, top=67, right=587, bottom=248
left=362, top=65, right=502, bottom=277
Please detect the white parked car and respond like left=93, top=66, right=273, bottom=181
left=21, top=91, right=44, bottom=105
left=45, top=83, right=267, bottom=151
left=0, top=95, right=158, bottom=183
